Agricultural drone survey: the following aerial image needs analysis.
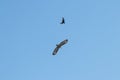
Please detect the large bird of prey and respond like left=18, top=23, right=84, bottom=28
left=52, top=39, right=68, bottom=55
left=60, top=17, right=65, bottom=24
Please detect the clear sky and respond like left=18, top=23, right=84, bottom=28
left=0, top=0, right=120, bottom=80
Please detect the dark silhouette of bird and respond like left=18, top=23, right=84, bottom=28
left=60, top=17, right=65, bottom=24
left=52, top=39, right=68, bottom=55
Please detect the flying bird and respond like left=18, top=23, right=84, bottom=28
left=52, top=39, right=68, bottom=55
left=60, top=17, right=65, bottom=24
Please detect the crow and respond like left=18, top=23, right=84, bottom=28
left=52, top=39, right=68, bottom=55
left=60, top=17, right=65, bottom=24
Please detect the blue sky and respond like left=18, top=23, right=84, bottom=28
left=0, top=0, right=120, bottom=80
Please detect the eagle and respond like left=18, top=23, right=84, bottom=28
left=60, top=17, right=65, bottom=24
left=52, top=39, right=68, bottom=55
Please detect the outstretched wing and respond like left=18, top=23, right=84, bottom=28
left=52, top=39, right=68, bottom=55
left=60, top=17, right=65, bottom=24
left=59, top=39, right=68, bottom=46
left=52, top=46, right=60, bottom=55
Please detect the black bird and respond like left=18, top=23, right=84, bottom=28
left=52, top=39, right=68, bottom=55
left=60, top=17, right=65, bottom=24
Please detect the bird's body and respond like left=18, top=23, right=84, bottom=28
left=60, top=17, right=65, bottom=24
left=52, top=39, right=68, bottom=55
